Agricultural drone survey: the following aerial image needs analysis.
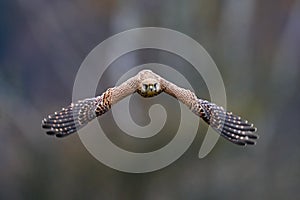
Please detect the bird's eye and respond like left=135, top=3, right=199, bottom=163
left=143, top=84, right=148, bottom=90
left=154, top=83, right=157, bottom=88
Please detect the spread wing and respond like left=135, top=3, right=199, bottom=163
left=191, top=99, right=258, bottom=145
left=161, top=78, right=258, bottom=146
left=42, top=75, right=139, bottom=137
left=42, top=90, right=112, bottom=137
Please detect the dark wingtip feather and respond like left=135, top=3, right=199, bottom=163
left=195, top=99, right=258, bottom=146
left=41, top=105, right=79, bottom=137
left=41, top=97, right=101, bottom=138
left=46, top=130, right=56, bottom=135
left=55, top=133, right=67, bottom=138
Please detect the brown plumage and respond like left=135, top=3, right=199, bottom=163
left=42, top=69, right=258, bottom=145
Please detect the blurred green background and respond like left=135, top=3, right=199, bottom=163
left=1, top=0, right=300, bottom=199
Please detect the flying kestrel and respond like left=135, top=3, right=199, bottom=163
left=42, top=70, right=258, bottom=146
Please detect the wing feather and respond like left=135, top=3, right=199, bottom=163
left=42, top=90, right=112, bottom=137
left=161, top=78, right=258, bottom=146
left=192, top=99, right=258, bottom=146
left=42, top=74, right=139, bottom=137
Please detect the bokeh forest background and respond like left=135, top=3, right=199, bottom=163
left=1, top=0, right=300, bottom=199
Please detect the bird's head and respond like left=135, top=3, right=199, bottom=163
left=137, top=78, right=162, bottom=97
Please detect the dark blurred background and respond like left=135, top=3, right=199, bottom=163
left=1, top=0, right=300, bottom=199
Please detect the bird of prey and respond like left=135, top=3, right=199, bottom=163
left=42, top=70, right=258, bottom=146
